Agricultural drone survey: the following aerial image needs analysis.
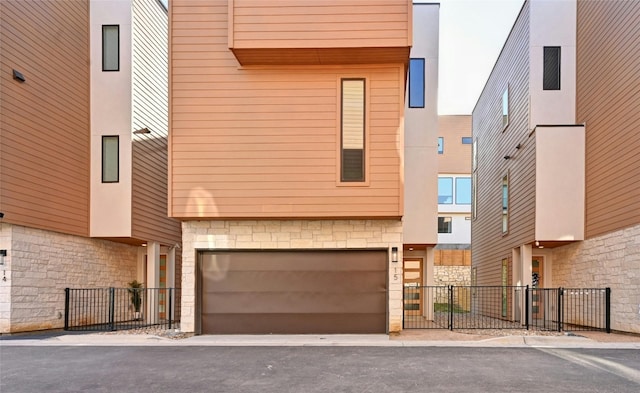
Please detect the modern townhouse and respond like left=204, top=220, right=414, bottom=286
left=0, top=0, right=181, bottom=333
left=472, top=0, right=639, bottom=333
left=434, top=115, right=472, bottom=287
left=170, top=0, right=439, bottom=334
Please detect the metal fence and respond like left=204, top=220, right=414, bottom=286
left=64, top=287, right=180, bottom=331
left=403, top=285, right=610, bottom=333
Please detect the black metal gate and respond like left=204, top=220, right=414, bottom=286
left=64, top=287, right=180, bottom=331
left=403, top=285, right=610, bottom=332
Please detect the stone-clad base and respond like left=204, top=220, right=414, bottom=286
left=552, top=224, right=640, bottom=334
left=0, top=224, right=138, bottom=333
left=180, top=219, right=403, bottom=334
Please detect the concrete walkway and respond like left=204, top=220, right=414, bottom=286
left=2, top=330, right=639, bottom=348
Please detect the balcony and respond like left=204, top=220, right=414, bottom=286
left=228, top=0, right=412, bottom=65
left=534, top=125, right=585, bottom=242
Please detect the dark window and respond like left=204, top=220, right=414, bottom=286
left=102, top=136, right=119, bottom=183
left=438, top=217, right=452, bottom=233
left=543, top=46, right=561, bottom=90
left=408, top=58, right=425, bottom=108
left=461, top=137, right=473, bottom=144
left=341, top=79, right=365, bottom=182
left=102, top=25, right=120, bottom=71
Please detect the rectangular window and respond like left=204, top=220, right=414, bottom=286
left=461, top=137, right=473, bottom=144
left=102, top=136, right=119, bottom=183
left=438, top=217, right=452, bottom=234
left=102, top=25, right=119, bottom=71
left=341, top=79, right=365, bottom=182
left=408, top=58, right=425, bottom=108
left=437, top=137, right=444, bottom=154
left=438, top=177, right=453, bottom=204
left=456, top=177, right=472, bottom=205
left=502, top=87, right=509, bottom=130
left=502, top=174, right=509, bottom=233
left=543, top=46, right=561, bottom=90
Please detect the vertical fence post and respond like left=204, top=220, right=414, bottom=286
left=448, top=285, right=454, bottom=331
left=557, top=288, right=563, bottom=332
left=64, top=288, right=70, bottom=331
left=525, top=285, right=529, bottom=330
left=605, top=287, right=611, bottom=333
left=168, top=288, right=173, bottom=330
left=108, top=287, right=115, bottom=331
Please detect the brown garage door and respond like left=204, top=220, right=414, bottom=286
left=199, top=250, right=387, bottom=334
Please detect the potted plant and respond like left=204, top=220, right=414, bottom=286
left=128, top=280, right=143, bottom=320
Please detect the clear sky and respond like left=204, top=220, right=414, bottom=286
left=430, top=0, right=525, bottom=115
left=161, top=0, right=524, bottom=115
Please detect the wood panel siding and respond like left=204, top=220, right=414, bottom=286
left=0, top=0, right=90, bottom=236
left=438, top=115, right=472, bottom=174
left=131, top=0, right=181, bottom=245
left=228, top=0, right=411, bottom=65
left=471, top=4, right=534, bottom=285
left=169, top=0, right=404, bottom=219
left=577, top=1, right=640, bottom=238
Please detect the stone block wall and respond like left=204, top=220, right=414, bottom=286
left=0, top=224, right=139, bottom=333
left=552, top=224, right=640, bottom=334
left=433, top=266, right=472, bottom=287
left=181, top=219, right=403, bottom=333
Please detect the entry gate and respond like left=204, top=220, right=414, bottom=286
left=403, top=285, right=611, bottom=332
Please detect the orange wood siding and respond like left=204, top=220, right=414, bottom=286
left=0, top=0, right=90, bottom=236
left=131, top=0, right=182, bottom=245
left=471, top=4, right=533, bottom=285
left=228, top=0, right=411, bottom=65
left=170, top=0, right=404, bottom=219
left=438, top=115, right=472, bottom=174
left=577, top=1, right=640, bottom=238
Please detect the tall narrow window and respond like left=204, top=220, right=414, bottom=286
left=437, top=137, right=444, bottom=154
left=543, top=46, right=561, bottom=90
left=102, top=25, right=119, bottom=71
left=408, top=58, right=425, bottom=108
left=502, top=174, right=509, bottom=233
left=472, top=139, right=478, bottom=219
left=502, top=87, right=509, bottom=129
left=341, top=79, right=365, bottom=182
left=438, top=177, right=453, bottom=204
left=102, top=136, right=119, bottom=183
left=456, top=177, right=472, bottom=205
left=501, top=259, right=508, bottom=317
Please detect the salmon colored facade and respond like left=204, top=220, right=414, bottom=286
left=472, top=0, right=640, bottom=333
left=0, top=0, right=181, bottom=333
left=170, top=0, right=440, bottom=334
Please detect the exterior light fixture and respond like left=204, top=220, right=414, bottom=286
left=504, top=155, right=511, bottom=160
left=0, top=250, right=6, bottom=266
left=12, top=69, right=25, bottom=82
left=391, top=247, right=398, bottom=263
left=133, top=127, right=151, bottom=134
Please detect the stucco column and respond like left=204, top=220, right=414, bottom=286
left=146, top=241, right=160, bottom=323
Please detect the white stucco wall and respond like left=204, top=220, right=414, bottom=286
left=90, top=0, right=133, bottom=237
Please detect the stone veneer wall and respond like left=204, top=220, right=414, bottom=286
left=0, top=224, right=139, bottom=333
left=433, top=266, right=471, bottom=286
left=181, top=220, right=403, bottom=333
left=552, top=224, right=640, bottom=334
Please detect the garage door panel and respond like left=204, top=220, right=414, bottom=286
left=202, top=292, right=386, bottom=314
left=202, top=313, right=386, bottom=334
left=201, top=251, right=386, bottom=272
left=200, top=250, right=387, bottom=334
left=202, top=270, right=386, bottom=293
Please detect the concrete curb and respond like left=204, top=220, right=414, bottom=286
left=2, top=333, right=640, bottom=349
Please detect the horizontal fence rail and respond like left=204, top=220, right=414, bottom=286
left=403, top=285, right=610, bottom=333
left=64, top=287, right=180, bottom=332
